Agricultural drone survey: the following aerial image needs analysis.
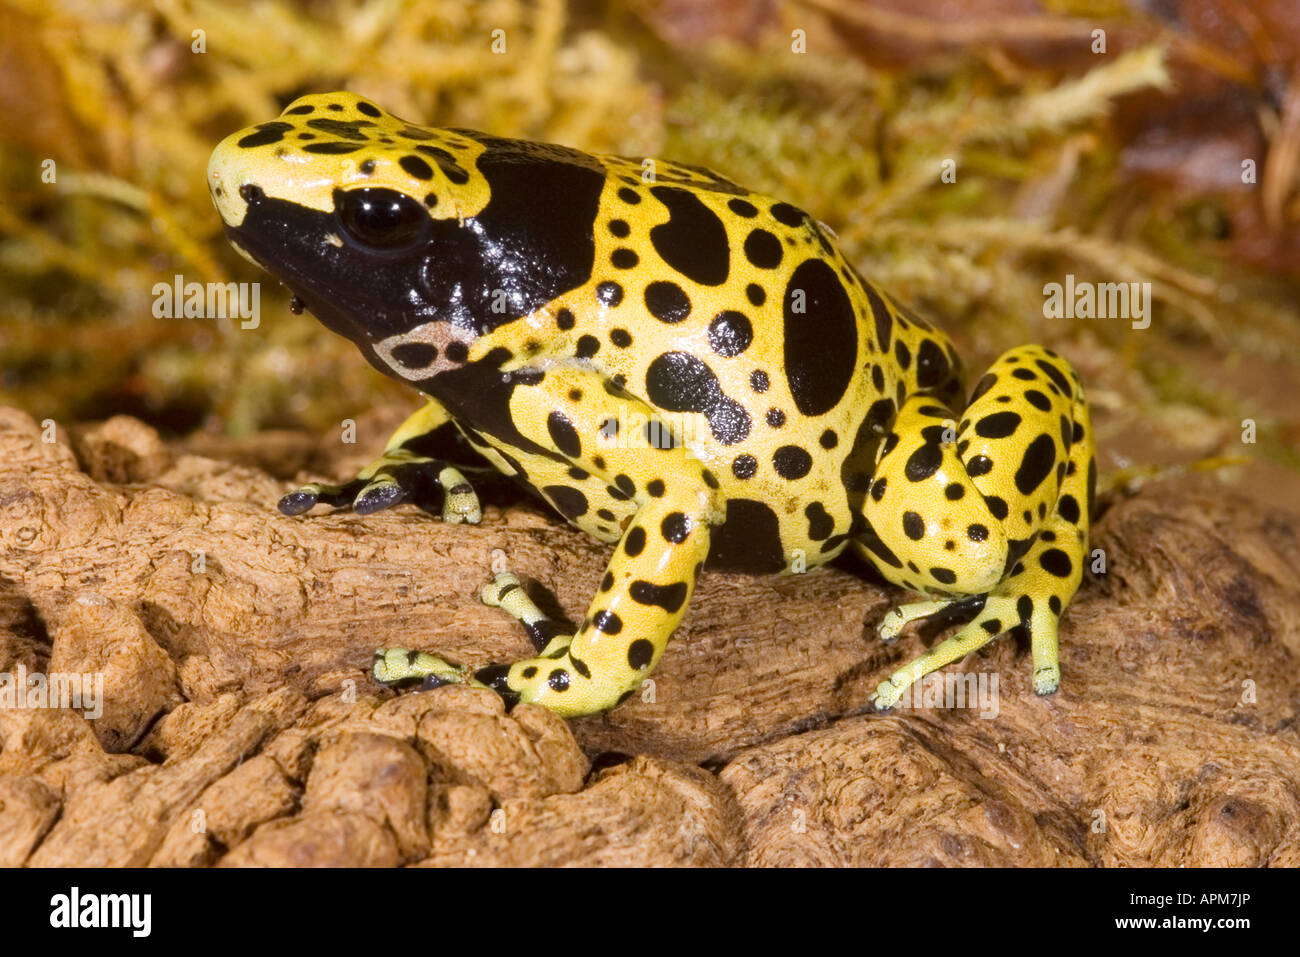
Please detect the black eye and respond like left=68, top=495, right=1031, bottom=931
left=335, top=187, right=427, bottom=248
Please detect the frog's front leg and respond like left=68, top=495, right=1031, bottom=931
left=374, top=363, right=724, bottom=717
left=859, top=345, right=1095, bottom=709
left=280, top=398, right=481, bottom=523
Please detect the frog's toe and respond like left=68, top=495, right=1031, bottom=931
left=352, top=479, right=408, bottom=515
left=278, top=487, right=319, bottom=515
left=480, top=570, right=523, bottom=607
left=372, top=647, right=470, bottom=687
left=437, top=468, right=481, bottom=524
left=872, top=678, right=905, bottom=712
left=1033, top=663, right=1061, bottom=696
left=352, top=459, right=440, bottom=515
left=278, top=480, right=362, bottom=515
left=354, top=462, right=480, bottom=522
left=878, top=608, right=907, bottom=645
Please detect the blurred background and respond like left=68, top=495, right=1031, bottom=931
left=1, top=0, right=1297, bottom=505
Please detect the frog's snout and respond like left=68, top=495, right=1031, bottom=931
left=207, top=132, right=256, bottom=229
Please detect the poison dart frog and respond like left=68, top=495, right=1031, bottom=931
left=208, top=93, right=1096, bottom=717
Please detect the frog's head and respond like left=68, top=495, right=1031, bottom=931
left=207, top=92, right=604, bottom=384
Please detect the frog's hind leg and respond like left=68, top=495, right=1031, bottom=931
left=860, top=345, right=1095, bottom=709
left=876, top=594, right=986, bottom=644
left=280, top=398, right=481, bottom=523
left=873, top=455, right=1090, bottom=709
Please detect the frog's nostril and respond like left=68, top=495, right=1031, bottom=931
left=239, top=183, right=265, bottom=203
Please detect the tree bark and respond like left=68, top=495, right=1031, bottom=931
left=1, top=406, right=1297, bottom=866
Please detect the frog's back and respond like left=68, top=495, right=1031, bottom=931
left=479, top=144, right=968, bottom=571
left=433, top=131, right=969, bottom=571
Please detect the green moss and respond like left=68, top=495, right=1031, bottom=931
left=0, top=0, right=1293, bottom=484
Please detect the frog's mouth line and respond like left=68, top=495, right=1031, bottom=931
left=222, top=224, right=334, bottom=330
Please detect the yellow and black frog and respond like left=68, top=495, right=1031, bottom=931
left=208, top=93, right=1095, bottom=717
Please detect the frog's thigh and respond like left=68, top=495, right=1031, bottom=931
left=875, top=443, right=1091, bottom=708
left=484, top=363, right=723, bottom=716
left=862, top=397, right=1010, bottom=597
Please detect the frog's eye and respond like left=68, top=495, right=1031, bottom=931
left=334, top=187, right=427, bottom=249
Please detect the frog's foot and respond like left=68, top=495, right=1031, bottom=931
left=371, top=569, right=586, bottom=709
left=872, top=551, right=1072, bottom=711
left=281, top=398, right=480, bottom=522
left=878, top=595, right=987, bottom=644
left=280, top=452, right=481, bottom=523
left=879, top=601, right=950, bottom=644
left=373, top=648, right=476, bottom=689
left=375, top=548, right=699, bottom=719
left=872, top=596, right=1003, bottom=711
left=372, top=571, right=564, bottom=695
left=479, top=571, right=564, bottom=650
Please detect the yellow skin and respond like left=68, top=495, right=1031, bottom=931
left=208, top=92, right=1096, bottom=717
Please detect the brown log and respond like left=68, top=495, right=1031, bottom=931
left=1, top=406, right=1297, bottom=866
